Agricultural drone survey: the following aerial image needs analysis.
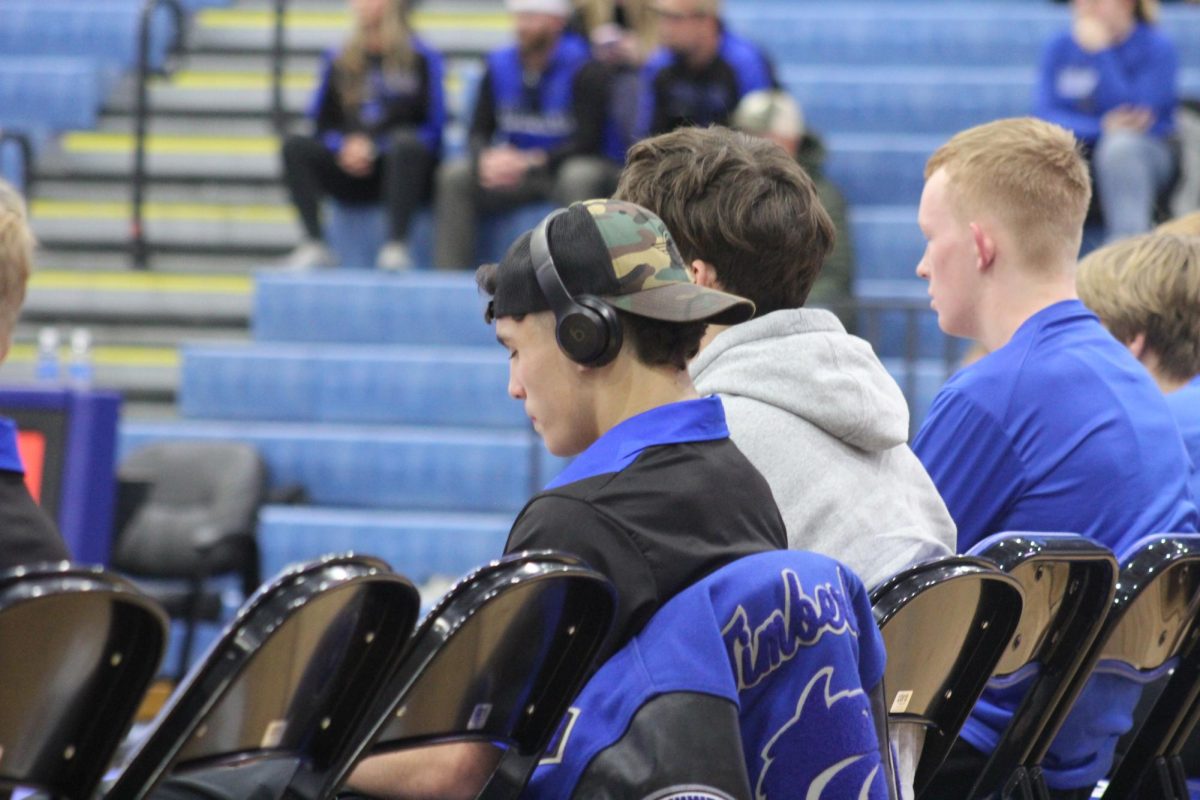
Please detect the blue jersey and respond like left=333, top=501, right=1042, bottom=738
left=308, top=37, right=446, bottom=155
left=638, top=28, right=776, bottom=138
left=915, top=300, right=1197, bottom=789
left=485, top=35, right=590, bottom=152
left=913, top=300, right=1197, bottom=556
left=524, top=550, right=889, bottom=799
left=1033, top=24, right=1178, bottom=145
left=1167, top=376, right=1200, bottom=503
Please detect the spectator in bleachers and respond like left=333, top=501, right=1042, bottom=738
left=911, top=117, right=1198, bottom=799
left=1077, top=233, right=1200, bottom=501
left=432, top=0, right=621, bottom=269
left=280, top=0, right=444, bottom=271
left=348, top=198, right=785, bottom=796
left=567, top=0, right=659, bottom=164
left=615, top=125, right=953, bottom=799
left=731, top=89, right=856, bottom=311
left=1034, top=0, right=1179, bottom=243
left=638, top=0, right=776, bottom=138
left=0, top=180, right=70, bottom=568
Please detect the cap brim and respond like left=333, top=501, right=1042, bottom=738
left=603, top=283, right=755, bottom=326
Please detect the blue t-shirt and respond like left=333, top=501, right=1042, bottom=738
left=914, top=300, right=1198, bottom=789
left=1167, top=376, right=1200, bottom=503
left=913, top=299, right=1197, bottom=556
left=1033, top=23, right=1178, bottom=145
left=524, top=550, right=889, bottom=799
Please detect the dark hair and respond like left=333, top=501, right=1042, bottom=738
left=476, top=262, right=704, bottom=370
left=615, top=125, right=835, bottom=316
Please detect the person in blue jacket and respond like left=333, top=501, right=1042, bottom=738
left=1078, top=232, right=1200, bottom=503
left=280, top=0, right=445, bottom=270
left=911, top=117, right=1198, bottom=799
left=638, top=0, right=776, bottom=137
left=432, top=0, right=621, bottom=269
left=1034, top=0, right=1178, bottom=243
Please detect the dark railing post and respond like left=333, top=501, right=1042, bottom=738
left=131, top=0, right=185, bottom=270
left=271, top=0, right=289, bottom=135
left=0, top=130, right=35, bottom=199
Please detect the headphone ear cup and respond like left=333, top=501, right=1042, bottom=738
left=572, top=295, right=623, bottom=367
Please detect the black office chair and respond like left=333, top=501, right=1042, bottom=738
left=105, top=554, right=421, bottom=800
left=1081, top=534, right=1200, bottom=800
left=0, top=562, right=167, bottom=800
left=961, top=532, right=1119, bottom=800
left=111, top=441, right=268, bottom=678
left=871, top=556, right=1025, bottom=798
left=328, top=551, right=616, bottom=800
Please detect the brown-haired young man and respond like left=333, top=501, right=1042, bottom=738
left=910, top=117, right=1197, bottom=798
left=616, top=125, right=955, bottom=800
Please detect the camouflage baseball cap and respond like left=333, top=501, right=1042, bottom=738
left=487, top=198, right=755, bottom=325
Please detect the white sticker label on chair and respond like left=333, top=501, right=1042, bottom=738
left=467, top=703, right=493, bottom=731
left=261, top=720, right=287, bottom=749
left=890, top=690, right=914, bottom=714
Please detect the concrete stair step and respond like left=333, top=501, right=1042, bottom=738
left=34, top=178, right=289, bottom=207
left=30, top=198, right=299, bottom=251
left=22, top=269, right=253, bottom=325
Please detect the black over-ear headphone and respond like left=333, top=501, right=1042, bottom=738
left=531, top=209, right=623, bottom=366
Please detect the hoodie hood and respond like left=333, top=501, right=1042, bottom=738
left=689, top=308, right=910, bottom=452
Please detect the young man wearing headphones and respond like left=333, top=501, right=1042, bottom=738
left=346, top=198, right=787, bottom=798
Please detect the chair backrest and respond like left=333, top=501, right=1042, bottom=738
left=871, top=556, right=1025, bottom=796
left=327, top=551, right=616, bottom=800
left=0, top=562, right=167, bottom=799
left=523, top=550, right=895, bottom=800
left=1080, top=534, right=1200, bottom=800
left=105, top=553, right=420, bottom=800
left=963, top=532, right=1118, bottom=800
left=114, top=440, right=267, bottom=577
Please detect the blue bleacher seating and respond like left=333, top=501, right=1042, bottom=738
left=119, top=420, right=541, bottom=513
left=0, top=1, right=176, bottom=78
left=253, top=272, right=494, bottom=345
left=180, top=343, right=525, bottom=428
left=0, top=58, right=103, bottom=140
left=256, top=506, right=511, bottom=586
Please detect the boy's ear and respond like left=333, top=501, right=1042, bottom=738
left=1126, top=331, right=1147, bottom=360
left=970, top=223, right=996, bottom=272
left=690, top=259, right=722, bottom=290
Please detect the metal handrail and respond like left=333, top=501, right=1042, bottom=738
left=271, top=0, right=289, bottom=135
left=130, top=0, right=186, bottom=270
left=0, top=129, right=35, bottom=199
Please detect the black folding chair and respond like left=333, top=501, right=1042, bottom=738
left=105, top=553, right=420, bottom=800
left=327, top=551, right=616, bottom=800
left=962, top=532, right=1119, bottom=800
left=871, top=556, right=1025, bottom=798
left=0, top=562, right=168, bottom=800
left=1084, top=534, right=1200, bottom=800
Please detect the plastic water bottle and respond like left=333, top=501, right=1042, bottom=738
left=67, top=327, right=93, bottom=388
left=34, top=327, right=60, bottom=383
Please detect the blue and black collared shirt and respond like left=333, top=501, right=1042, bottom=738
left=506, top=396, right=787, bottom=659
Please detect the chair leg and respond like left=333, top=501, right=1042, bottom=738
left=176, top=573, right=205, bottom=681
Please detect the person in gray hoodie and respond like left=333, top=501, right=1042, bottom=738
left=614, top=124, right=956, bottom=799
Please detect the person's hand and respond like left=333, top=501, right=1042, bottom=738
left=1072, top=14, right=1112, bottom=53
left=338, top=133, right=376, bottom=177
left=478, top=145, right=535, bottom=190
left=592, top=24, right=641, bottom=65
left=1102, top=105, right=1154, bottom=132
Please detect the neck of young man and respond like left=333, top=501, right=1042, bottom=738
left=975, top=266, right=1078, bottom=353
left=593, top=360, right=701, bottom=437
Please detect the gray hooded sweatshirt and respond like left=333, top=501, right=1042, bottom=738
left=690, top=308, right=956, bottom=588
left=691, top=308, right=956, bottom=799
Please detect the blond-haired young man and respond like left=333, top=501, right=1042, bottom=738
left=1078, top=233, right=1200, bottom=501
left=0, top=180, right=69, bottom=568
left=911, top=118, right=1197, bottom=798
